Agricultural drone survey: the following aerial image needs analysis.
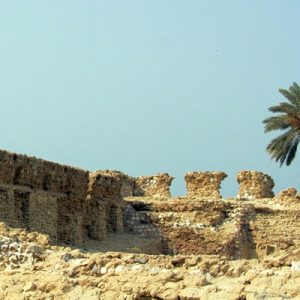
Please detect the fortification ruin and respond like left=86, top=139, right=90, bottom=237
left=0, top=149, right=127, bottom=245
left=185, top=171, right=227, bottom=198
left=0, top=148, right=299, bottom=261
left=236, top=170, right=274, bottom=199
left=133, top=173, right=174, bottom=198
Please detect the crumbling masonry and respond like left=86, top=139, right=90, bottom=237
left=1, top=148, right=300, bottom=260
left=185, top=171, right=227, bottom=198
left=236, top=170, right=274, bottom=199
left=133, top=173, right=174, bottom=198
left=0, top=150, right=125, bottom=245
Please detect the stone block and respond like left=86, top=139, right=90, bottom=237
left=236, top=171, right=274, bottom=199
left=133, top=173, right=174, bottom=198
left=184, top=171, right=227, bottom=198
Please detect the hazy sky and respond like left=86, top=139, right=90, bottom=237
left=1, top=1, right=300, bottom=197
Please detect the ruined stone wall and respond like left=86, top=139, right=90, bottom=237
left=3, top=147, right=300, bottom=260
left=106, top=171, right=135, bottom=197
left=126, top=170, right=277, bottom=200
left=0, top=150, right=130, bottom=245
left=236, top=171, right=274, bottom=200
left=133, top=173, right=174, bottom=198
left=248, top=208, right=300, bottom=258
left=275, top=187, right=300, bottom=203
left=0, top=183, right=60, bottom=241
left=125, top=197, right=237, bottom=257
left=184, top=171, right=227, bottom=198
left=0, top=151, right=147, bottom=245
left=85, top=171, right=126, bottom=240
left=123, top=205, right=162, bottom=239
left=0, top=149, right=89, bottom=244
left=125, top=196, right=300, bottom=259
left=28, top=190, right=59, bottom=241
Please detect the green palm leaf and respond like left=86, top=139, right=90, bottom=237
left=263, top=115, right=290, bottom=132
left=264, top=82, right=300, bottom=166
left=279, top=82, right=300, bottom=109
left=269, top=102, right=298, bottom=115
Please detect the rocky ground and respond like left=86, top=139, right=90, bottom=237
left=0, top=221, right=300, bottom=300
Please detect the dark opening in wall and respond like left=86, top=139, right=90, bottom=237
left=13, top=166, right=22, bottom=185
left=14, top=191, right=30, bottom=228
left=43, top=174, right=51, bottom=191
left=107, top=204, right=118, bottom=233
left=85, top=224, right=93, bottom=239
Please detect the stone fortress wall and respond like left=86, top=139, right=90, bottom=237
left=0, top=148, right=299, bottom=260
left=0, top=149, right=126, bottom=245
left=115, top=169, right=300, bottom=260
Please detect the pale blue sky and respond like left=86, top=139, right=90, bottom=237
left=0, top=1, right=300, bottom=196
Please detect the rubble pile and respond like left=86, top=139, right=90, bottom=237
left=184, top=171, right=227, bottom=198
left=0, top=221, right=299, bottom=300
left=236, top=171, right=274, bottom=200
left=0, top=223, right=48, bottom=272
left=0, top=238, right=44, bottom=270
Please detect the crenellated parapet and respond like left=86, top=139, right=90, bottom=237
left=236, top=171, right=274, bottom=200
left=184, top=171, right=227, bottom=199
left=133, top=173, right=174, bottom=198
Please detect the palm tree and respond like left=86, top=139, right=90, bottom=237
left=263, top=82, right=300, bottom=166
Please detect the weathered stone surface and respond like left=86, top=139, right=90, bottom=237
left=184, top=171, right=227, bottom=198
left=0, top=150, right=126, bottom=245
left=0, top=223, right=296, bottom=300
left=0, top=149, right=88, bottom=244
left=236, top=170, right=274, bottom=200
left=85, top=171, right=126, bottom=240
left=133, top=173, right=174, bottom=198
left=277, top=187, right=298, bottom=198
left=0, top=165, right=300, bottom=300
left=125, top=194, right=300, bottom=260
left=275, top=187, right=300, bottom=203
left=105, top=171, right=135, bottom=197
left=2, top=147, right=300, bottom=299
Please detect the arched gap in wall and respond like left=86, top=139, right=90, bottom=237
left=13, top=166, right=22, bottom=185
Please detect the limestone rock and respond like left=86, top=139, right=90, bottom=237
left=184, top=171, right=227, bottom=198
left=133, top=173, right=174, bottom=198
left=275, top=187, right=300, bottom=203
left=236, top=171, right=274, bottom=199
left=23, top=282, right=36, bottom=292
left=277, top=187, right=298, bottom=198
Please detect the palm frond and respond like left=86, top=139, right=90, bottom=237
left=269, top=102, right=298, bottom=115
left=264, top=82, right=300, bottom=166
left=266, top=130, right=296, bottom=166
left=263, top=115, right=290, bottom=133
left=286, top=135, right=300, bottom=165
left=289, top=82, right=300, bottom=103
left=279, top=82, right=300, bottom=109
